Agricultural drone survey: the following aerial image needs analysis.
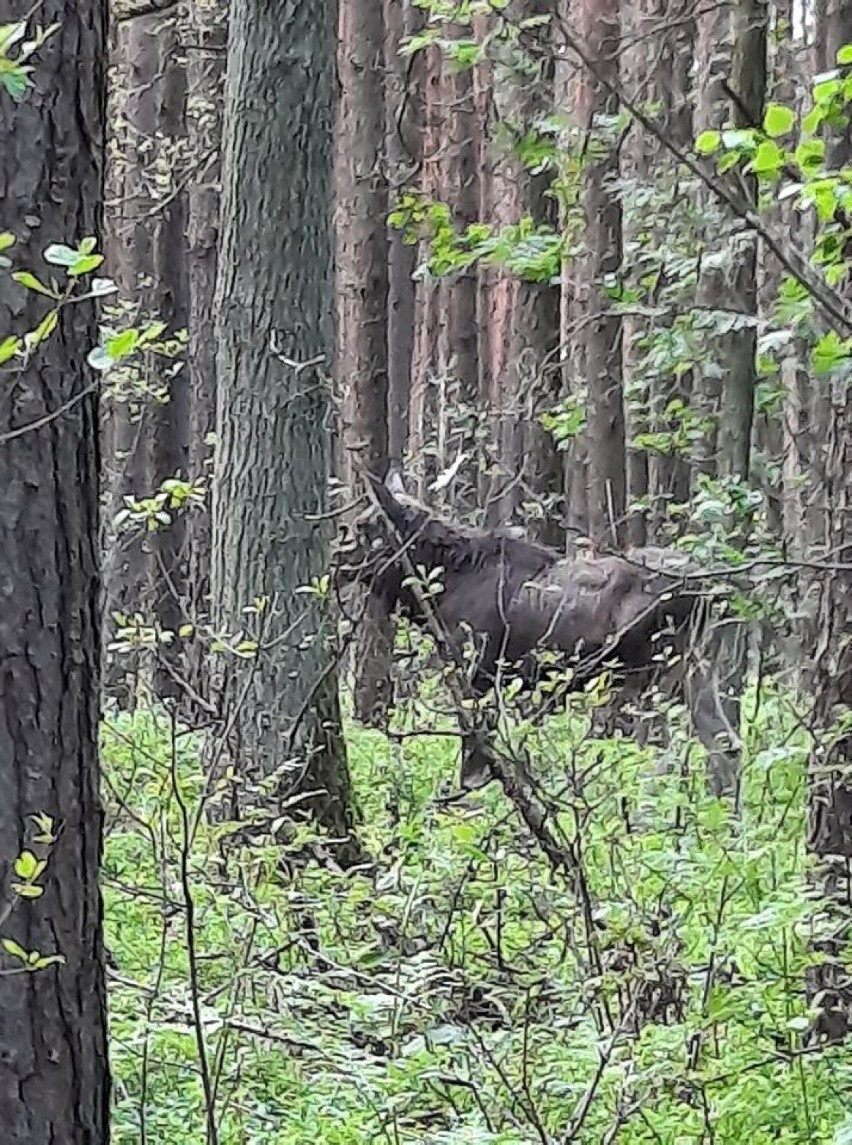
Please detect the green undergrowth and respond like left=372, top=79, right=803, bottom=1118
left=102, top=683, right=852, bottom=1144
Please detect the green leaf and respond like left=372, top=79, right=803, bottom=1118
left=1, top=67, right=29, bottom=101
left=68, top=253, right=104, bottom=277
left=795, top=138, right=826, bottom=174
left=763, top=103, right=797, bottom=138
left=1, top=938, right=28, bottom=962
left=43, top=243, right=79, bottom=268
left=12, top=270, right=59, bottom=299
left=14, top=850, right=38, bottom=880
left=88, top=277, right=117, bottom=297
left=695, top=130, right=722, bottom=155
left=752, top=139, right=784, bottom=178
left=105, top=328, right=139, bottom=359
left=0, top=231, right=15, bottom=252
left=31, top=953, right=66, bottom=971
left=25, top=309, right=58, bottom=349
left=12, top=883, right=43, bottom=899
left=838, top=43, right=852, bottom=65
left=79, top=236, right=97, bottom=255
left=0, top=21, right=26, bottom=51
left=0, top=335, right=20, bottom=364
left=812, top=331, right=852, bottom=375
left=87, top=346, right=113, bottom=372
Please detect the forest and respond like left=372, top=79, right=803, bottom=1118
left=0, top=0, right=850, bottom=1141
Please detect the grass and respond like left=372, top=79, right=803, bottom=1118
left=102, top=681, right=852, bottom=1144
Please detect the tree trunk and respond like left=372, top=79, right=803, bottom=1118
left=445, top=55, right=482, bottom=516
left=337, top=0, right=393, bottom=726
left=147, top=8, right=190, bottom=701
left=385, top=0, right=421, bottom=473
left=0, top=2, right=110, bottom=1139
left=185, top=0, right=227, bottom=702
left=337, top=0, right=389, bottom=487
left=804, top=0, right=852, bottom=1045
left=409, top=43, right=445, bottom=498
left=213, top=0, right=361, bottom=862
left=579, top=0, right=625, bottom=548
left=102, top=9, right=160, bottom=707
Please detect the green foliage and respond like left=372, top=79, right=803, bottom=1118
left=0, top=813, right=65, bottom=974
left=101, top=691, right=851, bottom=1144
left=0, top=19, right=58, bottom=100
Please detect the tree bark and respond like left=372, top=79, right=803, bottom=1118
left=578, top=0, right=625, bottom=548
left=804, top=0, right=852, bottom=1045
left=147, top=8, right=190, bottom=701
left=102, top=9, right=160, bottom=707
left=0, top=2, right=110, bottom=1139
left=185, top=0, right=227, bottom=700
left=336, top=0, right=393, bottom=725
left=385, top=0, right=421, bottom=473
left=213, top=0, right=361, bottom=861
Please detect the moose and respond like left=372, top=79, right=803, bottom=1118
left=339, top=470, right=742, bottom=797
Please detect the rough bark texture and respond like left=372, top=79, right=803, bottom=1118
left=578, top=0, right=625, bottom=547
left=0, top=1, right=110, bottom=1138
left=102, top=9, right=160, bottom=707
left=804, top=0, right=852, bottom=1044
left=717, top=0, right=766, bottom=483
left=409, top=43, right=445, bottom=498
left=625, top=0, right=695, bottom=546
left=337, top=0, right=392, bottom=725
left=148, top=9, right=190, bottom=700
left=212, top=0, right=360, bottom=860
left=385, top=0, right=420, bottom=472
left=185, top=0, right=227, bottom=698
left=337, top=0, right=389, bottom=486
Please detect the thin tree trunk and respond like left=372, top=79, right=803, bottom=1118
left=185, top=0, right=227, bottom=701
left=337, top=0, right=392, bottom=724
left=0, top=2, right=109, bottom=1137
left=148, top=8, right=190, bottom=701
left=579, top=0, right=625, bottom=548
left=385, top=0, right=421, bottom=472
left=102, top=10, right=160, bottom=707
left=804, top=0, right=852, bottom=1045
left=213, top=0, right=361, bottom=862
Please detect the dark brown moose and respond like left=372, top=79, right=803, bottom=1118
left=341, top=470, right=741, bottom=797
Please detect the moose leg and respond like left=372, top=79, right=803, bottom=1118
left=459, top=730, right=496, bottom=790
left=684, top=662, right=742, bottom=800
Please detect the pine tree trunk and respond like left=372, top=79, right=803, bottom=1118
left=185, top=0, right=228, bottom=703
left=578, top=0, right=625, bottom=548
left=804, top=0, right=852, bottom=1045
left=337, top=0, right=393, bottom=725
left=0, top=2, right=110, bottom=1137
left=148, top=8, right=190, bottom=701
left=213, top=0, right=361, bottom=862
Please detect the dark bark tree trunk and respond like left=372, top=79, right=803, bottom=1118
left=445, top=54, right=481, bottom=516
left=212, top=0, right=361, bottom=862
left=147, top=8, right=190, bottom=701
left=578, top=0, right=625, bottom=548
left=804, top=0, right=852, bottom=1045
left=385, top=0, right=420, bottom=473
left=102, top=9, right=160, bottom=708
left=409, top=43, right=445, bottom=499
left=691, top=0, right=767, bottom=800
left=623, top=0, right=695, bottom=547
left=337, top=0, right=388, bottom=487
left=336, top=0, right=392, bottom=726
left=185, top=0, right=227, bottom=701
left=489, top=2, right=562, bottom=541
left=0, top=2, right=110, bottom=1139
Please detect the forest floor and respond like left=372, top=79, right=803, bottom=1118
left=102, top=684, right=851, bottom=1144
